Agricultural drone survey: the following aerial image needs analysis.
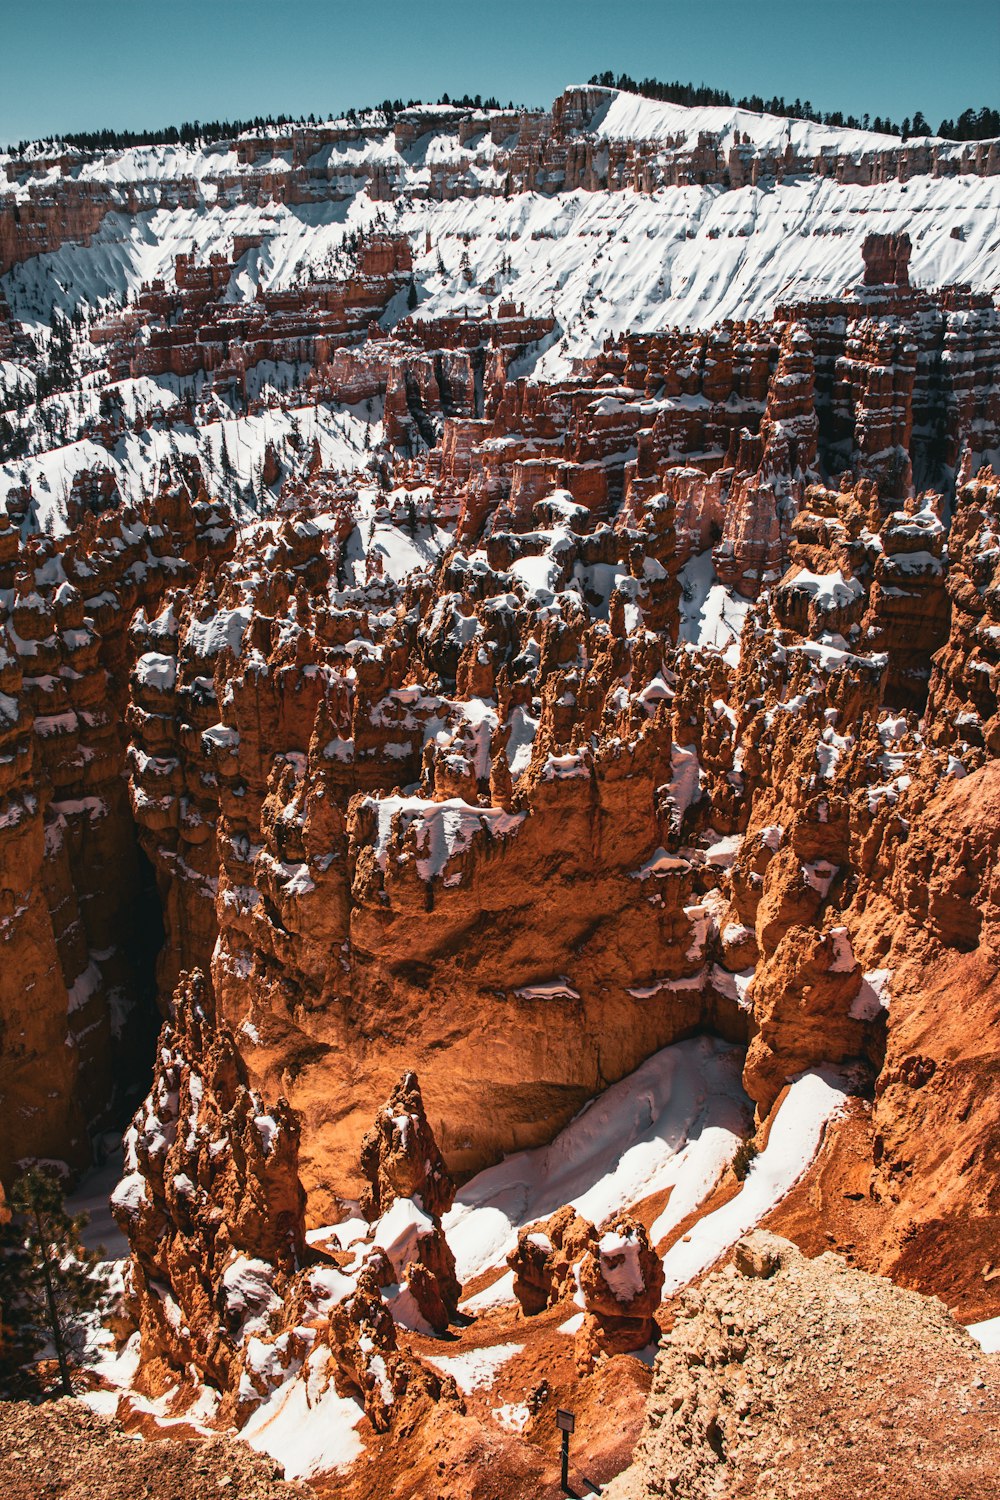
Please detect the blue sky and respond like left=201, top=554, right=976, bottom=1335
left=1, top=0, right=996, bottom=144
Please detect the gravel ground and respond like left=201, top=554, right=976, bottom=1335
left=0, top=1398, right=316, bottom=1500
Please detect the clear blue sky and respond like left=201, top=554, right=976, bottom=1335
left=1, top=0, right=997, bottom=144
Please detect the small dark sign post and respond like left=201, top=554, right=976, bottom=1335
left=556, top=1408, right=575, bottom=1493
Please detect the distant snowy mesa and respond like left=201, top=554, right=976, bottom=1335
left=2, top=84, right=998, bottom=534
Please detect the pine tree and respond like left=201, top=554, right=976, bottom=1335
left=406, top=277, right=418, bottom=311
left=0, top=1166, right=106, bottom=1395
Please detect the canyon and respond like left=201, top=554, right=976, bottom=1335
left=0, top=83, right=999, bottom=1498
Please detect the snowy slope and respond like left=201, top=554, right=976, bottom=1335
left=6, top=172, right=998, bottom=375
left=587, top=86, right=938, bottom=156
left=444, top=1035, right=750, bottom=1285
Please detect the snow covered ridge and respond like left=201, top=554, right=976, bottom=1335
left=2, top=85, right=994, bottom=201
left=3, top=79, right=999, bottom=537
left=1, top=82, right=998, bottom=313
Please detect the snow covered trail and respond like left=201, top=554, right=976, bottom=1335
left=659, top=1069, right=850, bottom=1293
left=444, top=1034, right=751, bottom=1287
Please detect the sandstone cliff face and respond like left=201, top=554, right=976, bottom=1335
left=0, top=476, right=234, bottom=1181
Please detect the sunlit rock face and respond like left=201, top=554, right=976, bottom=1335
left=2, top=84, right=1000, bottom=1497
left=1, top=216, right=999, bottom=1223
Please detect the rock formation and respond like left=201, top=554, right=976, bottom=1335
left=111, top=968, right=305, bottom=1392
left=1, top=82, right=1000, bottom=1493
left=604, top=1232, right=1000, bottom=1499
left=112, top=998, right=461, bottom=1435
left=508, top=1207, right=664, bottom=1368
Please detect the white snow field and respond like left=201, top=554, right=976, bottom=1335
left=3, top=89, right=999, bottom=536
left=444, top=1034, right=752, bottom=1288
left=659, top=1069, right=850, bottom=1292
left=966, top=1317, right=1000, bottom=1355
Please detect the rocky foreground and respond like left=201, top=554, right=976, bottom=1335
left=0, top=1399, right=310, bottom=1500
left=607, top=1232, right=1000, bottom=1500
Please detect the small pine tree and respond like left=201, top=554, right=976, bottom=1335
left=0, top=1166, right=106, bottom=1395
left=406, top=277, right=418, bottom=311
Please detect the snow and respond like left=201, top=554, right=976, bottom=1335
left=597, top=1229, right=646, bottom=1303
left=67, top=960, right=102, bottom=1016
left=679, top=550, right=750, bottom=663
left=372, top=1195, right=434, bottom=1278
left=660, top=1070, right=850, bottom=1293
left=365, top=793, right=525, bottom=881
left=631, top=846, right=689, bottom=879
left=314, top=1216, right=368, bottom=1252
left=787, top=567, right=864, bottom=611
left=826, top=926, right=856, bottom=974
left=850, top=968, right=892, bottom=1021
left=425, top=1342, right=523, bottom=1394
left=668, top=742, right=703, bottom=818
left=965, top=1317, right=1000, bottom=1355
left=382, top=1280, right=435, bottom=1336
left=505, top=704, right=539, bottom=777
left=514, top=978, right=580, bottom=1001
left=589, top=86, right=926, bottom=157
left=110, top=1171, right=147, bottom=1223
left=242, top=1346, right=365, bottom=1478
left=68, top=1148, right=131, bottom=1258
left=704, top=834, right=742, bottom=871
left=254, top=1113, right=278, bottom=1153
left=459, top=1269, right=517, bottom=1314
left=220, top=1255, right=281, bottom=1336
left=444, top=1035, right=749, bottom=1283
left=303, top=1265, right=356, bottom=1315
left=134, top=651, right=177, bottom=691
left=366, top=520, right=451, bottom=582
left=493, top=1402, right=531, bottom=1433
left=186, top=606, right=252, bottom=661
